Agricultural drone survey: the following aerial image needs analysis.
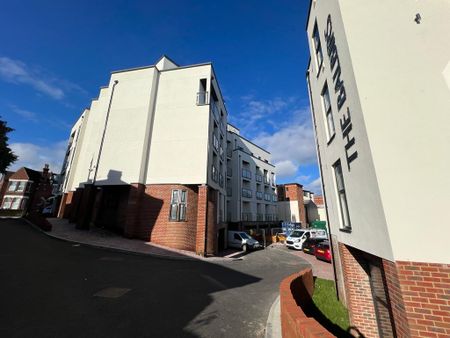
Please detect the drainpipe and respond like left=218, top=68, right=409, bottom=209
left=93, top=80, right=119, bottom=185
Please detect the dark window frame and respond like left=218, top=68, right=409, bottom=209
left=333, top=160, right=351, bottom=231
left=169, top=189, right=188, bottom=222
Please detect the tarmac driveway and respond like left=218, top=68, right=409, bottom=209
left=0, top=219, right=309, bottom=338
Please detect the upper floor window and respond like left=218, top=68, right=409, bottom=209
left=169, top=189, right=187, bottom=221
left=312, top=22, right=323, bottom=73
left=322, top=84, right=335, bottom=141
left=333, top=161, right=351, bottom=230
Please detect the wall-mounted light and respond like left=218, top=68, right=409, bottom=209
left=414, top=13, right=422, bottom=24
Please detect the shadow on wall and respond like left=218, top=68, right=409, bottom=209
left=1, top=218, right=262, bottom=337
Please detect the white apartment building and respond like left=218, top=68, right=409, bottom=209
left=59, top=56, right=228, bottom=255
left=225, top=124, right=278, bottom=226
left=306, top=1, right=450, bottom=337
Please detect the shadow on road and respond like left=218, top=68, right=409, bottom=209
left=0, top=218, right=262, bottom=338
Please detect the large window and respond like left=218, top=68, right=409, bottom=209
left=322, top=84, right=335, bottom=140
left=312, top=22, right=323, bottom=72
left=334, top=161, right=351, bottom=230
left=169, top=190, right=187, bottom=221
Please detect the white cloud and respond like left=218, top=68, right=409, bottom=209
left=8, top=141, right=67, bottom=173
left=304, top=177, right=323, bottom=195
left=253, top=119, right=317, bottom=166
left=274, top=160, right=298, bottom=178
left=0, top=57, right=65, bottom=99
left=9, top=105, right=38, bottom=122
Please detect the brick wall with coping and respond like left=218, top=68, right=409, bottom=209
left=280, top=268, right=334, bottom=338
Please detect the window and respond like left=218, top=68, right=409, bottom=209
left=169, top=189, right=187, bottom=221
left=17, top=181, right=26, bottom=192
left=8, top=181, right=18, bottom=192
left=234, top=233, right=241, bottom=240
left=334, top=161, right=351, bottom=230
left=2, top=197, right=12, bottom=209
left=11, top=198, right=21, bottom=210
left=322, top=84, right=335, bottom=140
left=312, top=22, right=323, bottom=72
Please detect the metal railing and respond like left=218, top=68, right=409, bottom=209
left=211, top=165, right=218, bottom=182
left=242, top=188, right=252, bottom=198
left=213, top=134, right=219, bottom=152
left=255, top=174, right=263, bottom=183
left=264, top=193, right=271, bottom=201
left=256, top=191, right=263, bottom=200
left=197, top=91, right=209, bottom=105
left=264, top=176, right=270, bottom=185
left=242, top=169, right=252, bottom=180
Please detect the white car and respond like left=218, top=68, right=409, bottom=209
left=286, top=229, right=327, bottom=250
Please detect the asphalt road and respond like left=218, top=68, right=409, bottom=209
left=0, top=219, right=309, bottom=338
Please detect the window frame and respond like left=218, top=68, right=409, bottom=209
left=312, top=21, right=324, bottom=74
left=333, top=160, right=351, bottom=231
left=169, top=189, right=188, bottom=222
left=321, top=83, right=336, bottom=142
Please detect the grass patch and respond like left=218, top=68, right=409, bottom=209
left=312, top=278, right=350, bottom=331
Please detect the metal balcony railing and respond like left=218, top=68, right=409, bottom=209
left=213, top=135, right=219, bottom=152
left=197, top=91, right=209, bottom=105
left=272, top=195, right=278, bottom=202
left=242, top=169, right=252, bottom=180
left=255, top=174, right=263, bottom=183
left=212, top=165, right=218, bottom=182
left=256, top=191, right=263, bottom=200
left=264, top=177, right=270, bottom=185
left=242, top=188, right=252, bottom=198
left=264, top=193, right=271, bottom=202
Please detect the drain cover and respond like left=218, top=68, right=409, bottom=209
left=94, top=287, right=131, bottom=298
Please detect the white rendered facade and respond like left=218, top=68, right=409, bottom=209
left=61, top=56, right=228, bottom=223
left=226, top=124, right=278, bottom=223
left=306, top=1, right=450, bottom=335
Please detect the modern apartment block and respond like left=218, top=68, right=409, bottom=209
left=306, top=1, right=450, bottom=337
left=225, top=124, right=278, bottom=226
left=59, top=56, right=228, bottom=255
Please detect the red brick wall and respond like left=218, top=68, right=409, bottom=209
left=339, top=243, right=380, bottom=337
left=396, top=261, right=450, bottom=337
left=125, top=184, right=200, bottom=252
left=206, top=188, right=217, bottom=255
left=277, top=184, right=307, bottom=226
left=280, top=268, right=334, bottom=338
left=196, top=185, right=207, bottom=255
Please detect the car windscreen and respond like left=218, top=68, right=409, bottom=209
left=240, top=232, right=252, bottom=240
left=290, top=230, right=304, bottom=238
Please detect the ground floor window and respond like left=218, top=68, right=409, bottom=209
left=169, top=189, right=187, bottom=221
left=2, top=197, right=26, bottom=210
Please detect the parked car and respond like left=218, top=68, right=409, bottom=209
left=286, top=228, right=327, bottom=250
left=227, top=231, right=261, bottom=252
left=314, top=241, right=332, bottom=263
left=302, top=238, right=326, bottom=255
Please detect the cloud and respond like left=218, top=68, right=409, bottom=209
left=253, top=117, right=317, bottom=166
left=304, top=177, right=323, bottom=195
left=9, top=105, right=38, bottom=122
left=274, top=160, right=298, bottom=178
left=8, top=141, right=67, bottom=173
left=0, top=57, right=84, bottom=100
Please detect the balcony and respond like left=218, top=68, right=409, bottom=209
left=227, top=167, right=232, bottom=177
left=211, top=165, right=218, bottom=182
left=242, top=188, right=252, bottom=198
left=242, top=212, right=253, bottom=221
left=242, top=169, right=252, bottom=180
left=264, top=193, right=271, bottom=202
left=197, top=91, right=209, bottom=105
left=211, top=99, right=220, bottom=121
left=256, top=191, right=263, bottom=200
left=255, top=174, right=263, bottom=183
left=213, top=134, right=219, bottom=152
left=227, top=187, right=232, bottom=197
left=264, top=177, right=270, bottom=185
left=219, top=145, right=224, bottom=159
left=272, top=195, right=278, bottom=202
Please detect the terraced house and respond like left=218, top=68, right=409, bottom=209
left=306, top=1, right=450, bottom=337
left=58, top=56, right=276, bottom=255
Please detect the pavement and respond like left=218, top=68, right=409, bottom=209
left=0, top=218, right=311, bottom=338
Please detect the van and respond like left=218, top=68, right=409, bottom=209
left=228, top=231, right=261, bottom=251
left=286, top=228, right=327, bottom=250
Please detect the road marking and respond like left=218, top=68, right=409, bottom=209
left=94, top=287, right=131, bottom=298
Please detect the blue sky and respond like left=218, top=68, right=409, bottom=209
left=0, top=0, right=321, bottom=193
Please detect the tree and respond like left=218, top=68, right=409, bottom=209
left=0, top=117, right=17, bottom=173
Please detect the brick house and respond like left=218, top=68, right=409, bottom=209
left=0, top=165, right=56, bottom=214
left=306, top=1, right=450, bottom=336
